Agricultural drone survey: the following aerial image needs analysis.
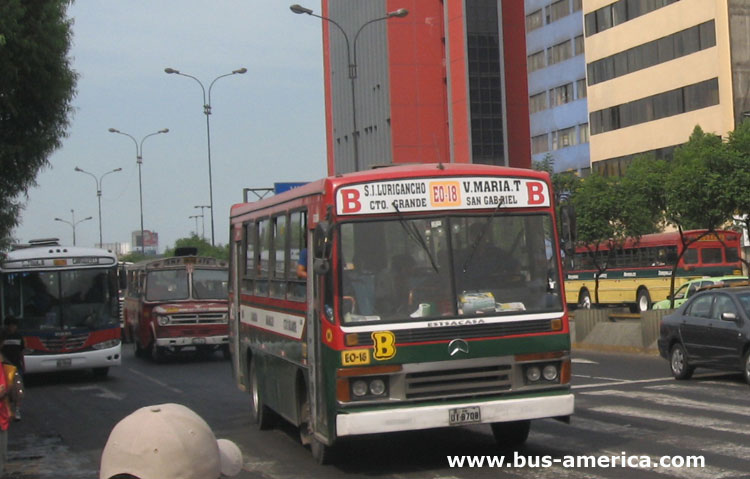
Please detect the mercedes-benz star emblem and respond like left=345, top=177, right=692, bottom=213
left=448, top=338, right=469, bottom=356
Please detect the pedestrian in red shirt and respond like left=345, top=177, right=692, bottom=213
left=0, top=351, right=11, bottom=475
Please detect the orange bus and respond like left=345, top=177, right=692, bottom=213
left=228, top=164, right=573, bottom=463
left=124, top=254, right=229, bottom=361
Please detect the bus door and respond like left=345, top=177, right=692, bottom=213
left=306, top=223, right=332, bottom=445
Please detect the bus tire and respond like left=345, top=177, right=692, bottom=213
left=670, top=343, right=694, bottom=380
left=491, top=420, right=531, bottom=448
left=578, top=289, right=591, bottom=309
left=636, top=288, right=651, bottom=312
left=299, top=396, right=336, bottom=465
left=133, top=335, right=146, bottom=358
left=249, top=359, right=275, bottom=430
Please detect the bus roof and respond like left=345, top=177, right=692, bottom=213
left=1, top=244, right=118, bottom=271
left=230, top=163, right=551, bottom=219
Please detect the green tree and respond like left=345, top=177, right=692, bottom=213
left=164, top=235, right=230, bottom=261
left=663, top=126, right=737, bottom=305
left=727, top=119, right=750, bottom=272
left=0, top=0, right=78, bottom=248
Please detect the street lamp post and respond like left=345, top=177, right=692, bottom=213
left=194, top=205, right=211, bottom=240
left=290, top=4, right=408, bottom=171
left=189, top=214, right=202, bottom=237
left=108, top=128, right=169, bottom=254
left=164, top=67, right=247, bottom=247
left=54, top=209, right=92, bottom=246
left=74, top=166, right=123, bottom=248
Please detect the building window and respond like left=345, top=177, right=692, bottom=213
left=574, top=35, right=585, bottom=56
left=552, top=127, right=577, bottom=150
left=531, top=134, right=549, bottom=154
left=572, top=0, right=582, bottom=12
left=528, top=50, right=546, bottom=73
left=587, top=20, right=715, bottom=86
left=590, top=78, right=719, bottom=135
left=529, top=91, right=548, bottom=114
left=550, top=83, right=574, bottom=107
left=576, top=79, right=587, bottom=99
left=548, top=40, right=573, bottom=66
left=585, top=0, right=680, bottom=37
left=579, top=123, right=589, bottom=144
left=526, top=9, right=543, bottom=32
left=548, top=0, right=570, bottom=24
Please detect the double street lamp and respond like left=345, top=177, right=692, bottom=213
left=194, top=205, right=210, bottom=240
left=55, top=209, right=92, bottom=246
left=164, top=67, right=247, bottom=247
left=108, top=127, right=169, bottom=254
left=290, top=4, right=408, bottom=171
left=189, top=214, right=202, bottom=237
left=74, top=166, right=122, bottom=248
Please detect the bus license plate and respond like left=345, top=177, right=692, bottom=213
left=192, top=338, right=207, bottom=345
left=57, top=358, right=72, bottom=368
left=449, top=406, right=481, bottom=425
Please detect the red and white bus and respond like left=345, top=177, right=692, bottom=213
left=565, top=229, right=744, bottom=311
left=124, top=254, right=229, bottom=361
left=0, top=239, right=121, bottom=376
left=229, top=163, right=573, bottom=463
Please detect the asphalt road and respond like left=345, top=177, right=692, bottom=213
left=6, top=346, right=750, bottom=479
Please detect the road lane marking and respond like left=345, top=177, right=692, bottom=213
left=588, top=405, right=750, bottom=436
left=571, top=358, right=598, bottom=364
left=127, top=368, right=183, bottom=394
left=572, top=376, right=673, bottom=390
left=68, top=385, right=124, bottom=400
left=581, top=389, right=750, bottom=417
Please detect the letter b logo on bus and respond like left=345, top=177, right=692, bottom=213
left=526, top=181, right=547, bottom=205
left=371, top=331, right=396, bottom=360
left=340, top=188, right=362, bottom=214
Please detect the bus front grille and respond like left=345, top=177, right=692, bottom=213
left=40, top=333, right=89, bottom=352
left=168, top=312, right=226, bottom=325
left=404, top=363, right=513, bottom=400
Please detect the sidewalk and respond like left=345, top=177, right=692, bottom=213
left=570, top=308, right=668, bottom=355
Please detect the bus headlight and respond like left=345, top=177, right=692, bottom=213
left=369, top=378, right=386, bottom=396
left=526, top=366, right=541, bottom=382
left=157, top=316, right=170, bottom=326
left=92, top=339, right=121, bottom=350
left=543, top=364, right=558, bottom=381
left=352, top=380, right=368, bottom=397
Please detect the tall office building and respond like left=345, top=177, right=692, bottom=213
left=584, top=0, right=750, bottom=175
left=525, top=0, right=591, bottom=175
left=317, top=0, right=531, bottom=175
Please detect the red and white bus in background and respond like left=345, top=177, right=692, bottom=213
left=0, top=239, right=121, bottom=376
left=124, top=253, right=230, bottom=361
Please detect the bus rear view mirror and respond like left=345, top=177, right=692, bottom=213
left=313, top=222, right=332, bottom=260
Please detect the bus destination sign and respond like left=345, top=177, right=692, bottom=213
left=336, top=177, right=550, bottom=215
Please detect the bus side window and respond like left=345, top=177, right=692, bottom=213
left=270, top=214, right=288, bottom=299
left=256, top=218, right=271, bottom=296
left=288, top=210, right=307, bottom=301
left=243, top=221, right=255, bottom=293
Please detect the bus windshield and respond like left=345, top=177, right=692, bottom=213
left=339, top=213, right=562, bottom=324
left=2, top=268, right=119, bottom=331
left=146, top=269, right=189, bottom=301
left=192, top=268, right=228, bottom=299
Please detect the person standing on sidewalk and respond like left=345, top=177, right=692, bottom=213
left=0, top=351, right=11, bottom=475
left=1, top=317, right=24, bottom=421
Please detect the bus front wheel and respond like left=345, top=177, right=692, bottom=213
left=491, top=420, right=530, bottom=448
left=150, top=337, right=165, bottom=363
left=249, top=359, right=275, bottom=430
left=299, top=397, right=336, bottom=465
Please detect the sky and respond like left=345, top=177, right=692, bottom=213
left=13, top=1, right=328, bottom=252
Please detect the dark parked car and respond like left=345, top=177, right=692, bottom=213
left=658, top=286, right=750, bottom=384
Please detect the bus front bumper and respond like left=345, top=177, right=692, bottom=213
left=336, top=393, right=574, bottom=437
left=25, top=344, right=122, bottom=374
left=155, top=335, right=228, bottom=348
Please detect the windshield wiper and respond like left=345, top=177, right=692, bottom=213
left=391, top=201, right=440, bottom=273
left=461, top=200, right=505, bottom=273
